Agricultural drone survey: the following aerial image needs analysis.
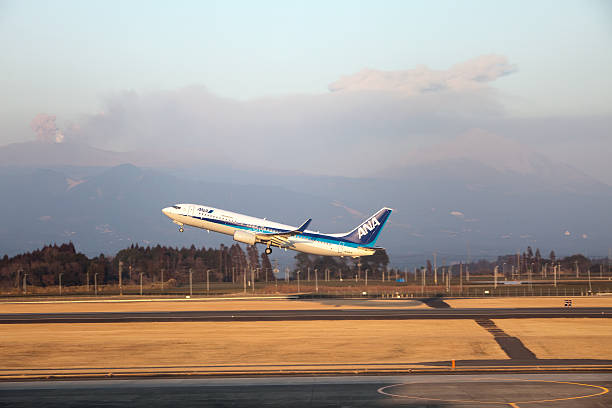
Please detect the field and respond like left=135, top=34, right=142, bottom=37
left=0, top=320, right=504, bottom=375
left=446, top=296, right=612, bottom=308
left=0, top=298, right=429, bottom=313
left=494, top=318, right=612, bottom=360
left=2, top=298, right=612, bottom=378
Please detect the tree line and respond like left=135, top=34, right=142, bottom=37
left=0, top=242, right=273, bottom=289
left=0, top=243, right=608, bottom=289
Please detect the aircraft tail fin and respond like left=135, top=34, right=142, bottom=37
left=341, top=208, right=392, bottom=246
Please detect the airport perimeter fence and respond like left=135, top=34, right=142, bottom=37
left=2, top=278, right=612, bottom=299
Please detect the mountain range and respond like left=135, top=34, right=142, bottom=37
left=1, top=140, right=610, bottom=267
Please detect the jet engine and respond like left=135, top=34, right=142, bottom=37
left=233, top=230, right=257, bottom=245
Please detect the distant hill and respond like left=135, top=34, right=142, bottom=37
left=0, top=141, right=131, bottom=167
left=1, top=157, right=610, bottom=267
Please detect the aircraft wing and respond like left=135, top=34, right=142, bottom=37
left=254, top=218, right=312, bottom=247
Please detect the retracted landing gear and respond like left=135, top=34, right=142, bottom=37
left=179, top=226, right=184, bottom=233
left=265, top=247, right=272, bottom=255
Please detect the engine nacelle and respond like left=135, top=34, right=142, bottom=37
left=233, top=230, right=257, bottom=245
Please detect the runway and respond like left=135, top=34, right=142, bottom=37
left=1, top=307, right=610, bottom=323
left=1, top=374, right=610, bottom=407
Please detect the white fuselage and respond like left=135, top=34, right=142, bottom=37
left=162, top=203, right=376, bottom=257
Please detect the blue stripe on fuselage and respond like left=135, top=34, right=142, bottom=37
left=186, top=215, right=366, bottom=248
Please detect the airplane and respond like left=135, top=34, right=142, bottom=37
left=161, top=204, right=392, bottom=258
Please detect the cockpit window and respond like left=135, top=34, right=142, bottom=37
left=172, top=205, right=181, bottom=209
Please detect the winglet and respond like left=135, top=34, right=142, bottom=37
left=296, top=218, right=312, bottom=233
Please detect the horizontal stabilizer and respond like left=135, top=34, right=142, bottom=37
left=296, top=218, right=312, bottom=233
left=357, top=246, right=385, bottom=255
left=255, top=217, right=312, bottom=241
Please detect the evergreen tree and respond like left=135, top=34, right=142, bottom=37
left=261, top=250, right=273, bottom=281
left=246, top=245, right=261, bottom=279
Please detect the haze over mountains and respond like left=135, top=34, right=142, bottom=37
left=2, top=54, right=611, bottom=266
left=1, top=137, right=610, bottom=267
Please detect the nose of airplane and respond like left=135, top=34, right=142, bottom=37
left=162, top=207, right=171, bottom=217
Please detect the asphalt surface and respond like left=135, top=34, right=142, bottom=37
left=0, top=307, right=610, bottom=323
left=0, top=374, right=610, bottom=407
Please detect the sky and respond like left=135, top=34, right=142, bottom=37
left=1, top=0, right=611, bottom=181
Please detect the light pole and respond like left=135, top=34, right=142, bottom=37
left=493, top=266, right=498, bottom=289
left=23, top=273, right=28, bottom=295
left=243, top=267, right=247, bottom=294
left=575, top=260, right=579, bottom=278
left=94, top=273, right=98, bottom=296
left=189, top=268, right=193, bottom=297
left=421, top=267, right=425, bottom=295
left=297, top=270, right=300, bottom=292
left=251, top=267, right=255, bottom=294
left=59, top=272, right=63, bottom=296
left=161, top=268, right=164, bottom=294
left=433, top=252, right=437, bottom=285
left=314, top=268, right=318, bottom=293
left=139, top=272, right=144, bottom=295
left=459, top=263, right=463, bottom=294
left=86, top=271, right=89, bottom=292
left=16, top=268, right=22, bottom=291
left=206, top=269, right=211, bottom=295
left=365, top=268, right=368, bottom=287
left=118, top=261, right=123, bottom=296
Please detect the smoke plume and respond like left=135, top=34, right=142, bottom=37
left=30, top=114, right=65, bottom=143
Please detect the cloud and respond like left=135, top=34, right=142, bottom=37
left=30, top=114, right=65, bottom=143
left=71, top=58, right=509, bottom=176
left=328, top=55, right=516, bottom=94
left=65, top=55, right=608, bottom=182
